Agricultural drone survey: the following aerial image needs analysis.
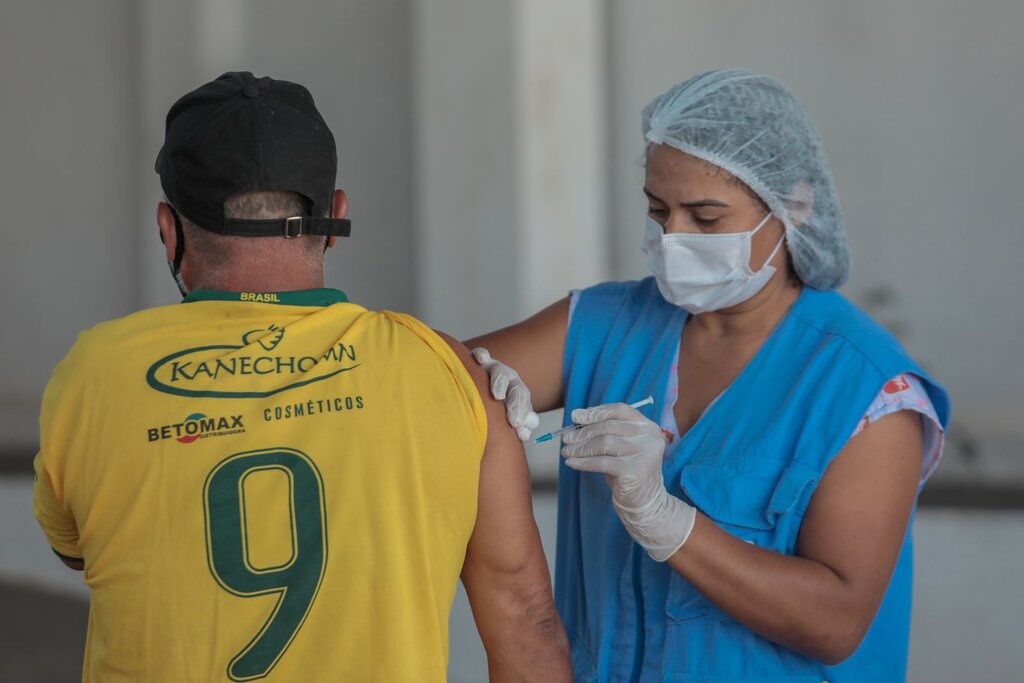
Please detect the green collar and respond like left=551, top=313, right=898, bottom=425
left=182, top=288, right=349, bottom=307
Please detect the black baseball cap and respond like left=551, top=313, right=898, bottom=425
left=155, top=71, right=351, bottom=238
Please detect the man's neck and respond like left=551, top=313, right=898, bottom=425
left=192, top=271, right=326, bottom=293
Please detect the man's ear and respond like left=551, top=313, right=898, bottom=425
left=326, top=189, right=348, bottom=249
left=156, top=202, right=177, bottom=262
left=331, top=188, right=348, bottom=219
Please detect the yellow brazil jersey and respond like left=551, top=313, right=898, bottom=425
left=33, top=288, right=486, bottom=682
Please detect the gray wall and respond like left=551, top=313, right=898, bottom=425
left=413, top=0, right=521, bottom=335
left=1, top=0, right=139, bottom=448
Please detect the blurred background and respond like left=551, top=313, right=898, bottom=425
left=2, top=0, right=1022, bottom=680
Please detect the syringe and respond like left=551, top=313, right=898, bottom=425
left=531, top=396, right=654, bottom=444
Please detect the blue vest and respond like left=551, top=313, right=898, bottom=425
left=555, top=278, right=950, bottom=683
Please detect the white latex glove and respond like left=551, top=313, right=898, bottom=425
left=560, top=402, right=696, bottom=562
left=471, top=347, right=540, bottom=442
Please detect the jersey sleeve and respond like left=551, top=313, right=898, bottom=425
left=33, top=341, right=85, bottom=562
left=33, top=450, right=82, bottom=561
left=380, top=311, right=488, bottom=455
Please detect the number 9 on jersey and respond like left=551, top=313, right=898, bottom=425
left=204, top=448, right=328, bottom=681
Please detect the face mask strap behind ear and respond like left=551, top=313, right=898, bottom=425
left=749, top=212, right=773, bottom=236
left=743, top=211, right=783, bottom=272
left=167, top=206, right=189, bottom=297
left=755, top=215, right=786, bottom=272
left=760, top=233, right=786, bottom=272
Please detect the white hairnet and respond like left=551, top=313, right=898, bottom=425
left=642, top=69, right=849, bottom=290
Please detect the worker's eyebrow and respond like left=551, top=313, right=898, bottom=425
left=643, top=187, right=730, bottom=208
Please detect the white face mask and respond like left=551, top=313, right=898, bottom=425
left=643, top=213, right=785, bottom=314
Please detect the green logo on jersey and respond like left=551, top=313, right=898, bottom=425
left=242, top=324, right=286, bottom=351
left=146, top=326, right=359, bottom=399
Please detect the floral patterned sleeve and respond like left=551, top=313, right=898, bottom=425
left=850, top=374, right=945, bottom=485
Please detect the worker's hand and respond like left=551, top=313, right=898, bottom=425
left=471, top=347, right=540, bottom=442
left=561, top=402, right=696, bottom=561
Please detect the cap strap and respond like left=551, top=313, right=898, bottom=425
left=217, top=217, right=352, bottom=238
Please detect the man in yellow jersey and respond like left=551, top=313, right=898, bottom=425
left=33, top=71, right=571, bottom=682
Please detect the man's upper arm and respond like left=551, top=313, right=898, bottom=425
left=436, top=332, right=547, bottom=577
left=33, top=453, right=83, bottom=570
left=437, top=331, right=571, bottom=680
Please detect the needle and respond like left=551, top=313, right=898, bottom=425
left=531, top=396, right=654, bottom=444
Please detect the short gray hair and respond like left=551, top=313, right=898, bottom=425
left=180, top=191, right=327, bottom=286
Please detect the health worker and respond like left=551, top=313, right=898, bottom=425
left=468, top=68, right=950, bottom=682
